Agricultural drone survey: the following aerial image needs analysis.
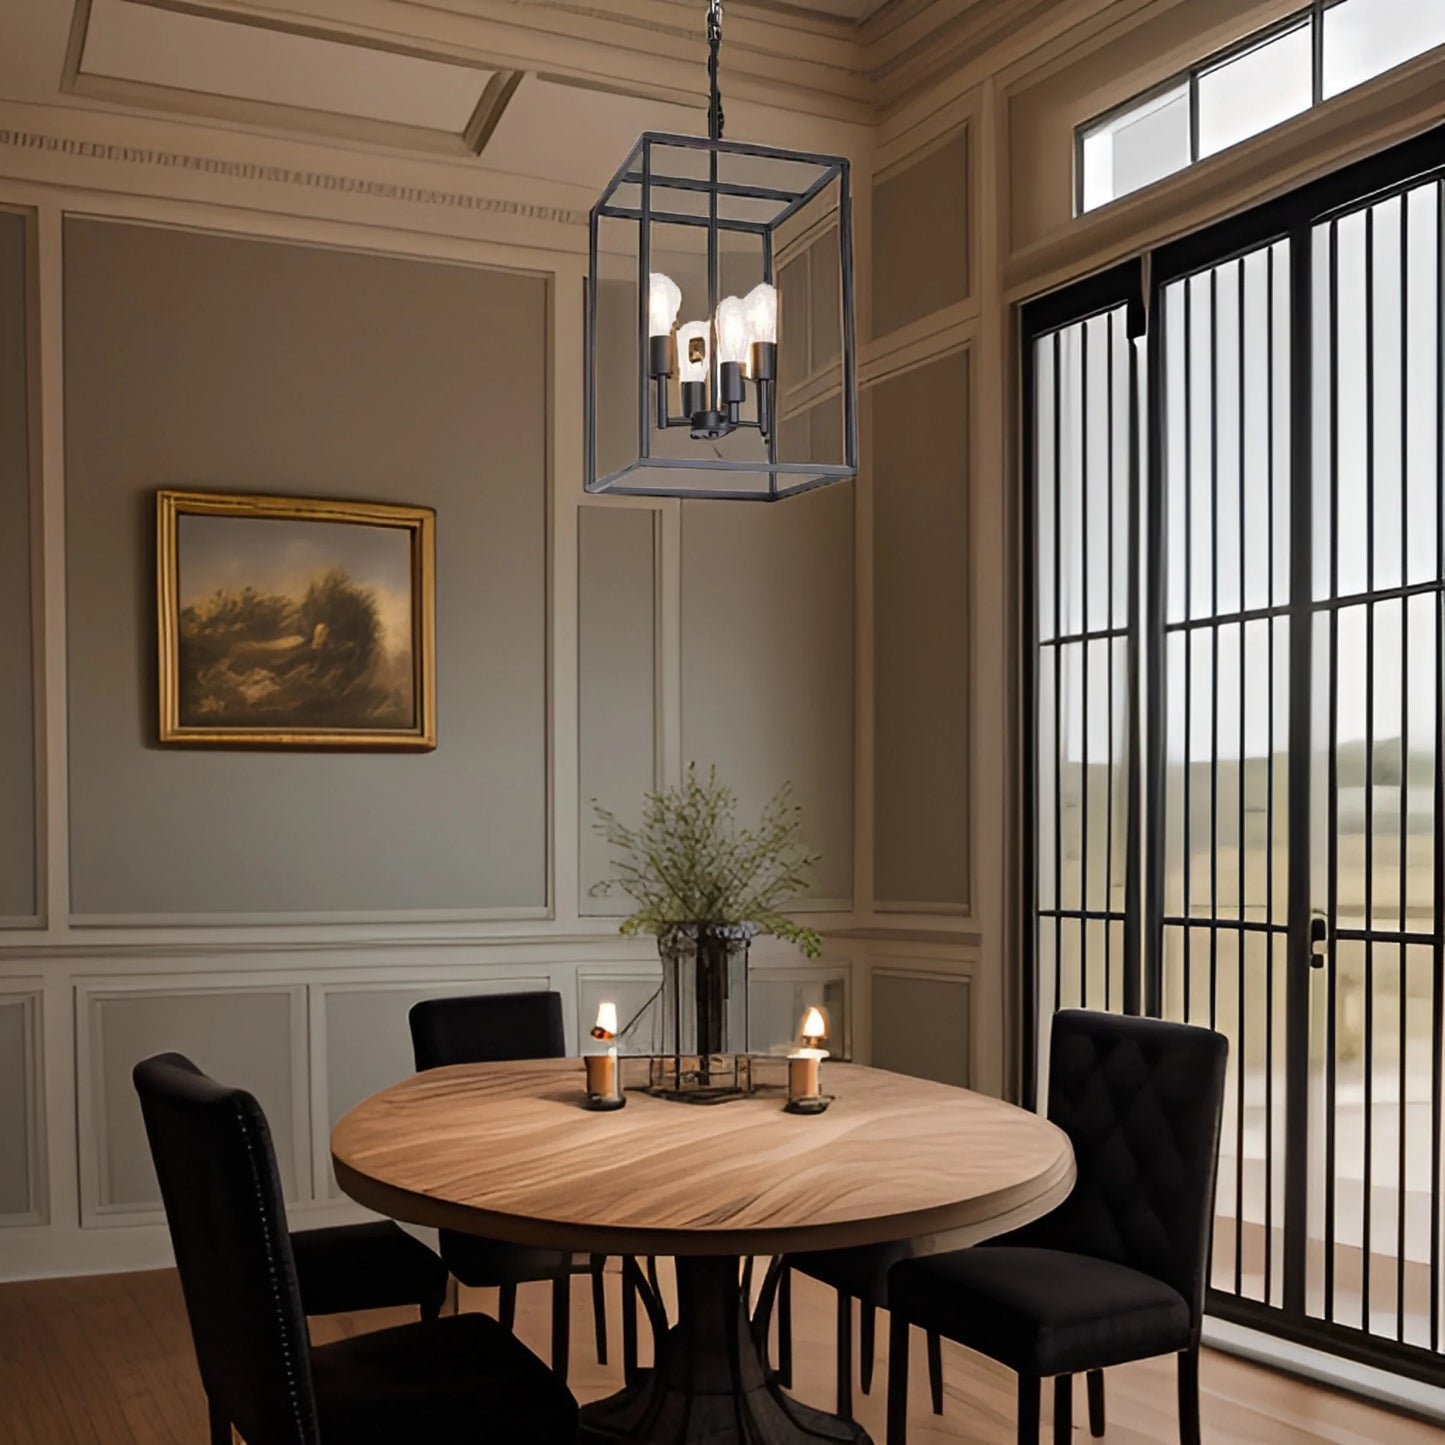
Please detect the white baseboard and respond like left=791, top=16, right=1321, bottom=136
left=0, top=1197, right=372, bottom=1281
left=1203, top=1315, right=1445, bottom=1425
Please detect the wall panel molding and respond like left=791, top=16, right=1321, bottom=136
left=0, top=207, right=37, bottom=926
left=871, top=120, right=971, bottom=338
left=577, top=506, right=661, bottom=917
left=77, top=978, right=309, bottom=1222
left=871, top=345, right=972, bottom=915
left=63, top=217, right=550, bottom=921
left=869, top=960, right=972, bottom=1088
left=0, top=987, right=45, bottom=1226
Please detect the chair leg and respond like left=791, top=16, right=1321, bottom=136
left=860, top=1300, right=876, bottom=1394
left=926, top=1329, right=944, bottom=1415
left=1053, top=1375, right=1073, bottom=1444
left=589, top=1254, right=608, bottom=1365
left=551, top=1274, right=571, bottom=1384
left=885, top=1312, right=909, bottom=1445
left=1086, top=1368, right=1105, bottom=1438
left=207, top=1400, right=230, bottom=1445
left=498, top=1280, right=517, bottom=1334
left=1018, top=1374, right=1041, bottom=1445
left=835, top=1288, right=854, bottom=1420
left=1177, top=1345, right=1201, bottom=1445
left=778, top=1264, right=794, bottom=1389
left=622, top=1264, right=639, bottom=1387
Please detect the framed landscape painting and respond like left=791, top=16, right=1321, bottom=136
left=157, top=490, right=436, bottom=749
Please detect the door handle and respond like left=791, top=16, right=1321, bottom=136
left=1309, top=914, right=1330, bottom=969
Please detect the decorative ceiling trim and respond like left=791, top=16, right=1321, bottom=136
left=65, top=0, right=529, bottom=159
left=144, top=0, right=874, bottom=119
left=462, top=67, right=524, bottom=153
left=0, top=125, right=590, bottom=226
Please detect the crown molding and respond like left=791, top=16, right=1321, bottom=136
left=867, top=0, right=1161, bottom=118
left=0, top=102, right=594, bottom=243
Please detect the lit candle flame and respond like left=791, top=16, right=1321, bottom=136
left=801, top=1006, right=827, bottom=1044
left=591, top=1000, right=618, bottom=1041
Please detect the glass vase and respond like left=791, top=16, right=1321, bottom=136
left=653, top=923, right=754, bottom=1095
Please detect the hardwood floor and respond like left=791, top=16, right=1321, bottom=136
left=0, top=1262, right=1436, bottom=1443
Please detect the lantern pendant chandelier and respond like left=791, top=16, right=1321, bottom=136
left=585, top=0, right=858, bottom=501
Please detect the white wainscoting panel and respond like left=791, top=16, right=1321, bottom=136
left=750, top=960, right=852, bottom=1059
left=0, top=988, right=44, bottom=1224
left=79, top=981, right=308, bottom=1219
left=575, top=963, right=663, bottom=1056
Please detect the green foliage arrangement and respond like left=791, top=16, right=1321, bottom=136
left=591, top=764, right=823, bottom=958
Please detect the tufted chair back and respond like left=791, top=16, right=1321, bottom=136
left=1022, top=1010, right=1228, bottom=1325
left=408, top=990, right=566, bottom=1071
left=134, top=1052, right=318, bottom=1445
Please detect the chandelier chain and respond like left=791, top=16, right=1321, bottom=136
left=706, top=0, right=724, bottom=141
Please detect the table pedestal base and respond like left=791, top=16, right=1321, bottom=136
left=579, top=1256, right=871, bottom=1445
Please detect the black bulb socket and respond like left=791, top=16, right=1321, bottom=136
left=680, top=380, right=707, bottom=419
left=749, top=342, right=777, bottom=382
left=719, top=361, right=746, bottom=407
left=649, top=335, right=676, bottom=379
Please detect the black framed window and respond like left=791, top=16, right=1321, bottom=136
left=1077, top=1, right=1445, bottom=214
left=1026, top=124, right=1445, bottom=1383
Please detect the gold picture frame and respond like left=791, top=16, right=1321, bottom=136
left=157, top=490, right=436, bottom=749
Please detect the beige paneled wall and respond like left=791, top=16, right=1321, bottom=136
left=62, top=220, right=550, bottom=920
left=871, top=349, right=971, bottom=911
left=854, top=90, right=982, bottom=1093
left=0, top=210, right=34, bottom=923
left=577, top=506, right=658, bottom=915
left=871, top=968, right=972, bottom=1089
left=680, top=485, right=856, bottom=906
left=871, top=126, right=971, bottom=338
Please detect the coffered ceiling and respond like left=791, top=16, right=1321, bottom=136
left=0, top=0, right=1092, bottom=201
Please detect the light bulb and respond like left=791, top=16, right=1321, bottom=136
left=648, top=272, right=682, bottom=338
left=801, top=1006, right=827, bottom=1041
left=675, top=319, right=711, bottom=383
left=594, top=1001, right=619, bottom=1036
left=742, top=282, right=778, bottom=346
left=714, top=296, right=750, bottom=366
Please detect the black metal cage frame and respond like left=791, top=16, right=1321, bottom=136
left=584, top=130, right=858, bottom=502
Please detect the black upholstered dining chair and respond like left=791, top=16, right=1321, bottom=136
left=133, top=1052, right=577, bottom=1445
left=408, top=990, right=611, bottom=1383
left=289, top=1218, right=448, bottom=1324
left=138, top=1052, right=450, bottom=1325
left=885, top=1009, right=1229, bottom=1445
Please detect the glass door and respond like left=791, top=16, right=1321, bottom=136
left=1305, top=173, right=1445, bottom=1357
left=1024, top=125, right=1445, bottom=1382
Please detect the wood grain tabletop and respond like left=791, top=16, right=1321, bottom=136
left=332, top=1058, right=1075, bottom=1257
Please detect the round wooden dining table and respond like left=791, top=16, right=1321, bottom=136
left=332, top=1057, right=1075, bottom=1445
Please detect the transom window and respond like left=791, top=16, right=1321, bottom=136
left=1077, top=0, right=1445, bottom=214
